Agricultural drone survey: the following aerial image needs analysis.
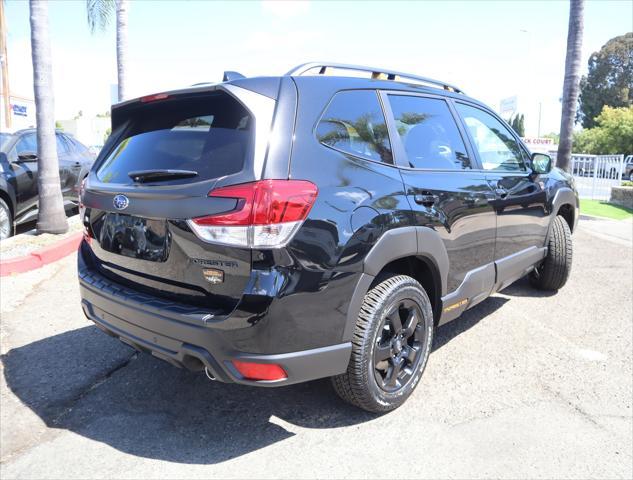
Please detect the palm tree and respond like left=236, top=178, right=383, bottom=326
left=86, top=0, right=128, bottom=101
left=29, top=0, right=68, bottom=234
left=557, top=0, right=585, bottom=172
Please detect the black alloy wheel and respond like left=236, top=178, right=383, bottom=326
left=373, top=299, right=425, bottom=392
left=332, top=274, right=434, bottom=412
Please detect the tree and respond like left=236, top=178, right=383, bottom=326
left=557, top=0, right=584, bottom=172
left=86, top=0, right=129, bottom=101
left=573, top=106, right=633, bottom=155
left=578, top=33, right=632, bottom=128
left=29, top=0, right=68, bottom=234
left=509, top=114, right=525, bottom=137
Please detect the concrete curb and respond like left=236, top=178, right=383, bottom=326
left=580, top=213, right=633, bottom=221
left=0, top=232, right=83, bottom=277
left=579, top=214, right=607, bottom=221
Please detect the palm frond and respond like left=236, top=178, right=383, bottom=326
left=86, top=0, right=116, bottom=33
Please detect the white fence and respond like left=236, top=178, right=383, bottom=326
left=550, top=153, right=625, bottom=201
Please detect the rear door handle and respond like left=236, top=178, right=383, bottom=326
left=414, top=193, right=439, bottom=206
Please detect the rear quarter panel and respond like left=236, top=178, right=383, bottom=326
left=252, top=78, right=415, bottom=350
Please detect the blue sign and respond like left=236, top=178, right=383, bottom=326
left=12, top=104, right=27, bottom=117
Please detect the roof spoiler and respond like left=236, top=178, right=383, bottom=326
left=189, top=71, right=246, bottom=88
left=222, top=71, right=246, bottom=82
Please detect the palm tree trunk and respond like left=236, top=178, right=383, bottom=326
left=116, top=0, right=128, bottom=101
left=557, top=0, right=584, bottom=172
left=29, top=0, right=68, bottom=234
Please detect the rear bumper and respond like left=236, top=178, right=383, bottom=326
left=78, top=246, right=351, bottom=387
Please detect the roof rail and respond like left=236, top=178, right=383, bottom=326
left=285, top=62, right=464, bottom=94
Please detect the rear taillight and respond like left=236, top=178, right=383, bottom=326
left=79, top=178, right=92, bottom=243
left=187, top=180, right=318, bottom=248
left=78, top=177, right=87, bottom=202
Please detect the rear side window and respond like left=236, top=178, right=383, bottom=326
left=96, top=92, right=253, bottom=184
left=316, top=90, right=393, bottom=164
left=388, top=95, right=470, bottom=170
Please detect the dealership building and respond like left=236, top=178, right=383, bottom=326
left=0, top=91, right=35, bottom=131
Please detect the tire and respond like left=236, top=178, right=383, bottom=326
left=0, top=199, right=12, bottom=240
left=332, top=275, right=434, bottom=413
left=529, top=215, right=572, bottom=291
left=629, top=172, right=633, bottom=182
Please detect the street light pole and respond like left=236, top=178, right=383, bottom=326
left=0, top=0, right=11, bottom=130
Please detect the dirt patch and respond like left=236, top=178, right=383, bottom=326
left=0, top=216, right=82, bottom=260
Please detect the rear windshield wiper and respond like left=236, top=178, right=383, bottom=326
left=128, top=169, right=198, bottom=183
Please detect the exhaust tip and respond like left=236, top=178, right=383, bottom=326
left=204, top=367, right=217, bottom=381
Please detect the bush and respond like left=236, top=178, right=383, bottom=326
left=573, top=106, right=633, bottom=155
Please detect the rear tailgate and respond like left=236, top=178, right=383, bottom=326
left=81, top=87, right=275, bottom=311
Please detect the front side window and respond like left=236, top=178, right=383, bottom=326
left=316, top=90, right=393, bottom=164
left=388, top=95, right=470, bottom=170
left=15, top=133, right=37, bottom=155
left=456, top=103, right=526, bottom=171
left=0, top=133, right=15, bottom=151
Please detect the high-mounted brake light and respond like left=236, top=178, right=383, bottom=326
left=140, top=92, right=170, bottom=103
left=187, top=180, right=318, bottom=248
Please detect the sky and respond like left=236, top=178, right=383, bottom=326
left=4, top=0, right=632, bottom=137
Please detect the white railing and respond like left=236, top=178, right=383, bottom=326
left=550, top=153, right=625, bottom=201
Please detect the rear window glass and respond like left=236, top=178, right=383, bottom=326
left=96, top=93, right=252, bottom=184
left=56, top=134, right=71, bottom=155
left=68, top=136, right=91, bottom=156
left=316, top=90, right=392, bottom=164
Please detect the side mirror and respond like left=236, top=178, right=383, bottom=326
left=530, top=153, right=552, bottom=175
left=17, top=151, right=38, bottom=163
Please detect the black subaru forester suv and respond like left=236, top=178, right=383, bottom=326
left=79, top=63, right=578, bottom=412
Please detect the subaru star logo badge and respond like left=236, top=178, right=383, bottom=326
left=113, top=194, right=129, bottom=210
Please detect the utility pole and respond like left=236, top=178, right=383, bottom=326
left=0, top=0, right=11, bottom=130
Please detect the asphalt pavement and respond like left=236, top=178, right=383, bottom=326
left=0, top=218, right=631, bottom=479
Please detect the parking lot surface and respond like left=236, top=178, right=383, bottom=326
left=1, top=219, right=632, bottom=479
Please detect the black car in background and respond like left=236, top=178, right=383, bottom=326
left=624, top=155, right=633, bottom=182
left=0, top=129, right=93, bottom=239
